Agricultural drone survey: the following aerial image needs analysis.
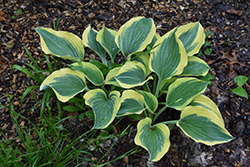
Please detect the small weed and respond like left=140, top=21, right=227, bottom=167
left=226, top=38, right=231, bottom=46
left=12, top=8, right=22, bottom=19
left=197, top=30, right=213, bottom=57
left=204, top=48, right=213, bottom=56
left=205, top=30, right=213, bottom=38
left=199, top=73, right=215, bottom=85
left=231, top=75, right=249, bottom=99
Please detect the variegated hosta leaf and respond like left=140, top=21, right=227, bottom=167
left=135, top=117, right=170, bottom=162
left=177, top=106, right=234, bottom=145
left=166, top=77, right=208, bottom=110
left=96, top=27, right=120, bottom=62
left=131, top=52, right=151, bottom=76
left=84, top=89, right=121, bottom=129
left=159, top=77, right=178, bottom=94
left=105, top=67, right=121, bottom=87
left=117, top=90, right=145, bottom=117
left=40, top=68, right=86, bottom=102
left=115, top=16, right=156, bottom=59
left=69, top=62, right=104, bottom=86
left=189, top=94, right=224, bottom=125
left=115, top=61, right=153, bottom=89
left=176, top=22, right=205, bottom=56
left=149, top=28, right=187, bottom=83
left=35, top=28, right=84, bottom=61
left=82, top=25, right=107, bottom=64
left=147, top=33, right=160, bottom=49
left=137, top=90, right=158, bottom=113
left=180, top=56, right=210, bottom=76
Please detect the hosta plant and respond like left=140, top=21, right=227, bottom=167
left=35, top=16, right=234, bottom=161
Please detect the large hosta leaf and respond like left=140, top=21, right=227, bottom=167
left=69, top=62, right=104, bottom=86
left=137, top=90, right=158, bottom=113
left=117, top=90, right=145, bottom=117
left=105, top=67, right=121, bottom=87
left=180, top=56, right=210, bottom=76
left=149, top=28, right=187, bottom=83
left=82, top=25, right=107, bottom=64
left=166, top=77, right=208, bottom=110
left=84, top=89, right=121, bottom=129
left=159, top=77, right=178, bottom=94
left=131, top=52, right=151, bottom=76
left=135, top=117, right=170, bottom=161
left=115, top=61, right=153, bottom=89
left=96, top=27, right=120, bottom=62
left=115, top=17, right=156, bottom=59
left=40, top=68, right=86, bottom=102
left=177, top=106, right=234, bottom=145
left=35, top=28, right=84, bottom=61
left=189, top=94, right=224, bottom=125
left=176, top=22, right=205, bottom=56
left=147, top=33, right=160, bottom=49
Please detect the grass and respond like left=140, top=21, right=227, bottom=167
left=0, top=93, right=93, bottom=167
left=1, top=46, right=137, bottom=166
left=0, top=95, right=136, bottom=166
left=0, top=89, right=136, bottom=166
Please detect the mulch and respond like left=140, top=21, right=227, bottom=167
left=0, top=0, right=250, bottom=166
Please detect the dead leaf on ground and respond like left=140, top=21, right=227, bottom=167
left=225, top=9, right=243, bottom=16
left=3, top=40, right=15, bottom=48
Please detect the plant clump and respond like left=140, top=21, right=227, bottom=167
left=35, top=16, right=234, bottom=161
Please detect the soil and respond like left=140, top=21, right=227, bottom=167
left=0, top=0, right=250, bottom=166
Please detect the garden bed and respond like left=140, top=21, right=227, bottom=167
left=0, top=0, right=249, bottom=166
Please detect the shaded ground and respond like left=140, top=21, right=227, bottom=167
left=1, top=0, right=250, bottom=166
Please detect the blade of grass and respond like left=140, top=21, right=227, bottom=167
left=44, top=54, right=54, bottom=73
left=95, top=125, right=131, bottom=166
left=52, top=55, right=59, bottom=70
left=27, top=99, right=42, bottom=114
left=25, top=63, right=36, bottom=70
left=57, top=57, right=61, bottom=69
left=53, top=16, right=63, bottom=31
left=20, top=85, right=39, bottom=105
left=97, top=147, right=138, bottom=167
left=57, top=100, right=63, bottom=120
left=23, top=45, right=45, bottom=80
left=12, top=65, right=42, bottom=83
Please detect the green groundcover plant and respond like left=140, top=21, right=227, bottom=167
left=35, top=16, right=234, bottom=161
left=231, top=75, right=249, bottom=99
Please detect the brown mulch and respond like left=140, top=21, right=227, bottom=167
left=0, top=0, right=250, bottom=166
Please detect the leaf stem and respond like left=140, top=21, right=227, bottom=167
left=148, top=112, right=153, bottom=119
left=143, top=82, right=151, bottom=93
left=159, top=120, right=178, bottom=125
left=154, top=78, right=162, bottom=97
left=101, top=57, right=107, bottom=66
left=152, top=105, right=168, bottom=123
left=153, top=74, right=157, bottom=94
left=143, top=110, right=148, bottom=118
